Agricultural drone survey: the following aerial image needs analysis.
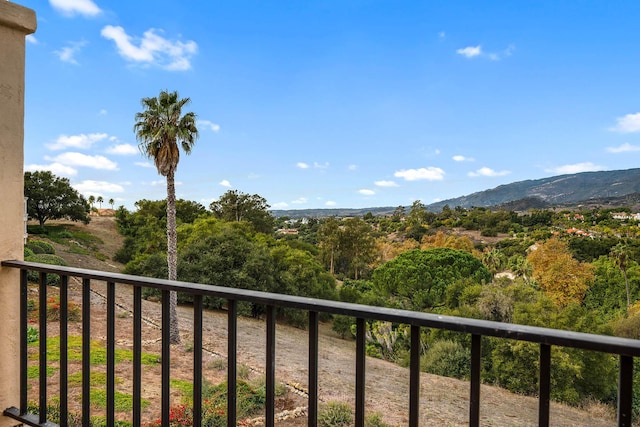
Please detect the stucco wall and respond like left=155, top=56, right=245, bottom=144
left=0, top=2, right=36, bottom=424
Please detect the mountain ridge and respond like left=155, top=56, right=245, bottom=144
left=271, top=168, right=640, bottom=218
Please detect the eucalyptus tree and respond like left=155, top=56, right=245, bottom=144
left=134, top=90, right=199, bottom=344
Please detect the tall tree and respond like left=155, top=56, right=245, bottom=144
left=527, top=238, right=594, bottom=307
left=318, top=217, right=341, bottom=275
left=610, top=243, right=631, bottom=313
left=134, top=90, right=199, bottom=344
left=24, top=170, right=90, bottom=227
left=88, top=195, right=95, bottom=209
left=209, top=190, right=274, bottom=234
left=96, top=196, right=104, bottom=208
left=109, top=198, right=115, bottom=209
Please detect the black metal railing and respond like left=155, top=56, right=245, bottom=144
left=3, top=259, right=640, bottom=427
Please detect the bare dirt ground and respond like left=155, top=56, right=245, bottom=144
left=31, top=217, right=619, bottom=426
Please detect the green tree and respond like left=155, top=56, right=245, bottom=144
left=134, top=89, right=199, bottom=344
left=108, top=198, right=115, bottom=209
left=210, top=190, right=275, bottom=234
left=340, top=217, right=376, bottom=280
left=610, top=243, right=632, bottom=313
left=96, top=195, right=104, bottom=208
left=88, top=195, right=95, bottom=209
left=318, top=217, right=341, bottom=275
left=372, top=248, right=490, bottom=311
left=24, top=170, right=90, bottom=227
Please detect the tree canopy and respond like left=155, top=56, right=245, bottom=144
left=372, top=248, right=491, bottom=311
left=24, top=170, right=90, bottom=227
left=210, top=190, right=275, bottom=234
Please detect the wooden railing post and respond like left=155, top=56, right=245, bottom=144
left=0, top=3, right=36, bottom=425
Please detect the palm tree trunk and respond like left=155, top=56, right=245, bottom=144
left=624, top=269, right=631, bottom=313
left=166, top=171, right=181, bottom=344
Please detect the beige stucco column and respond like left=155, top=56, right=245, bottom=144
left=0, top=2, right=36, bottom=424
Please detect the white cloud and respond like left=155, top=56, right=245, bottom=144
left=457, top=44, right=515, bottom=61
left=271, top=202, right=288, bottom=209
left=73, top=180, right=125, bottom=194
left=453, top=155, right=474, bottom=162
left=607, top=143, right=640, bottom=153
left=394, top=167, right=445, bottom=181
left=219, top=179, right=231, bottom=187
left=292, top=197, right=308, bottom=204
left=47, top=133, right=108, bottom=150
left=610, top=113, right=640, bottom=133
left=375, top=180, right=399, bottom=187
left=348, top=164, right=358, bottom=171
left=105, top=144, right=137, bottom=155
left=296, top=162, right=309, bottom=169
left=150, top=180, right=165, bottom=186
left=47, top=152, right=118, bottom=170
left=49, top=0, right=102, bottom=17
left=456, top=45, right=482, bottom=58
left=468, top=167, right=511, bottom=177
left=101, top=25, right=198, bottom=71
left=325, top=200, right=337, bottom=206
left=99, top=109, right=108, bottom=115
left=314, top=162, right=329, bottom=169
left=25, top=162, right=78, bottom=177
left=54, top=41, right=87, bottom=65
left=359, top=189, right=375, bottom=195
left=26, top=35, right=38, bottom=44
left=438, top=31, right=446, bottom=39
left=545, top=162, right=605, bottom=174
left=135, top=161, right=153, bottom=168
left=199, top=120, right=220, bottom=132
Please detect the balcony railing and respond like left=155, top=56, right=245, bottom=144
left=2, top=259, right=640, bottom=427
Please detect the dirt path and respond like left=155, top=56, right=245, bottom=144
left=39, top=218, right=617, bottom=426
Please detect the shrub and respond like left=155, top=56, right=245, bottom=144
left=46, top=295, right=81, bottom=322
left=24, top=247, right=35, bottom=258
left=25, top=254, right=68, bottom=286
left=318, top=401, right=353, bottom=427
left=26, top=240, right=55, bottom=255
left=27, top=326, right=38, bottom=343
left=421, top=340, right=470, bottom=379
left=366, top=412, right=392, bottom=427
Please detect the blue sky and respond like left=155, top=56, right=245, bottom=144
left=16, top=0, right=640, bottom=211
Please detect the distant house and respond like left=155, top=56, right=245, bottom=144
left=276, top=228, right=299, bottom=235
left=612, top=212, right=640, bottom=221
left=564, top=213, right=584, bottom=221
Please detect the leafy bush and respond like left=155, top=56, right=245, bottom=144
left=421, top=340, right=470, bottom=379
left=27, top=326, right=38, bottom=343
left=24, top=247, right=35, bottom=258
left=25, top=253, right=68, bottom=286
left=318, top=401, right=353, bottom=427
left=366, top=412, right=392, bottom=427
left=26, top=240, right=55, bottom=254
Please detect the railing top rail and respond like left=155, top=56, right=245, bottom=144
left=4, top=259, right=640, bottom=356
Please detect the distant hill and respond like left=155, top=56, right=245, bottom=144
left=271, top=168, right=640, bottom=218
left=427, top=168, right=640, bottom=211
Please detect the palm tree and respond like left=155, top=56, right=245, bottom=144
left=109, top=198, right=114, bottom=209
left=134, top=90, right=199, bottom=344
left=96, top=196, right=104, bottom=208
left=610, top=243, right=631, bottom=313
left=88, top=195, right=95, bottom=209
